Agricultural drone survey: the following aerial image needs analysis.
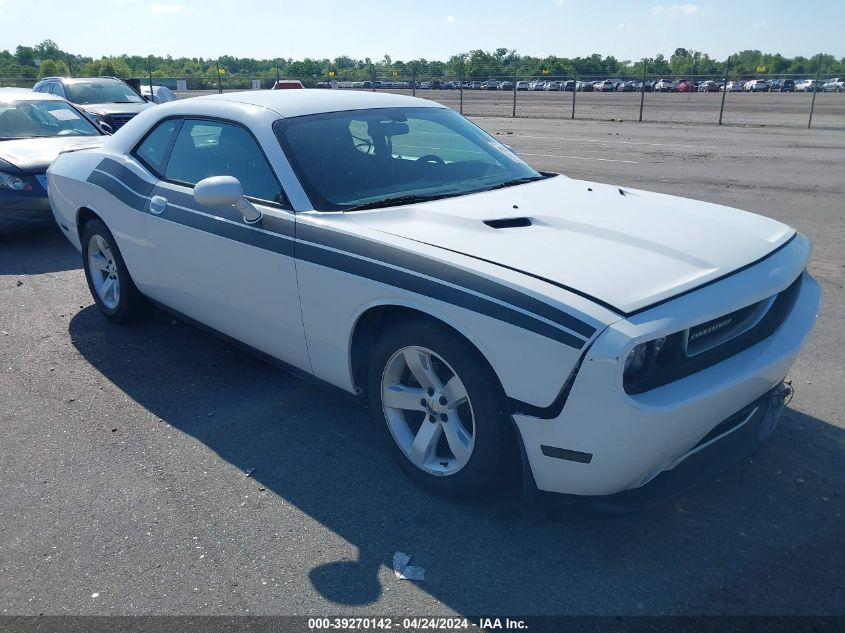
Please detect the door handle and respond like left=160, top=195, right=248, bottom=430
left=149, top=195, right=168, bottom=215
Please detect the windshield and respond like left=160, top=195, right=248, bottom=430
left=274, top=107, right=542, bottom=211
left=0, top=99, right=100, bottom=139
left=67, top=81, right=144, bottom=105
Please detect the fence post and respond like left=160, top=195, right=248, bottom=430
left=688, top=53, right=696, bottom=101
left=639, top=61, right=646, bottom=122
left=371, top=63, right=376, bottom=92
left=571, top=74, right=576, bottom=120
left=412, top=67, right=416, bottom=97
left=216, top=60, right=222, bottom=94
left=718, top=66, right=728, bottom=125
left=512, top=73, right=517, bottom=118
left=459, top=74, right=464, bottom=115
left=148, top=58, right=154, bottom=97
left=808, top=66, right=820, bottom=129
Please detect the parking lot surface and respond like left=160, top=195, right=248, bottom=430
left=176, top=88, right=845, bottom=129
left=1, top=118, right=843, bottom=616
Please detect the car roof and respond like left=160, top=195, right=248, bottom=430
left=0, top=87, right=65, bottom=103
left=195, top=89, right=442, bottom=118
left=39, top=76, right=125, bottom=85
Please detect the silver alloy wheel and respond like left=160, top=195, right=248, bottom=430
left=381, top=346, right=475, bottom=476
left=87, top=234, right=121, bottom=310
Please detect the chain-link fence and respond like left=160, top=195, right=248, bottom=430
left=5, top=69, right=844, bottom=129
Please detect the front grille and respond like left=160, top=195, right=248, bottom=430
left=625, top=274, right=803, bottom=395
left=109, top=114, right=135, bottom=130
left=685, top=296, right=773, bottom=356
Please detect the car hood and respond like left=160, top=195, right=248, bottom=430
left=350, top=176, right=795, bottom=315
left=0, top=136, right=104, bottom=173
left=80, top=102, right=154, bottom=116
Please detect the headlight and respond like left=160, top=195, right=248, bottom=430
left=0, top=170, right=31, bottom=191
left=623, top=336, right=668, bottom=385
left=624, top=342, right=649, bottom=376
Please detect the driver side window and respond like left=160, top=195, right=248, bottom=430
left=164, top=118, right=287, bottom=206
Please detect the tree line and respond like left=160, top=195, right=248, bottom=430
left=2, top=40, right=843, bottom=83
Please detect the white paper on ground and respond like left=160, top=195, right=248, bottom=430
left=392, top=551, right=425, bottom=580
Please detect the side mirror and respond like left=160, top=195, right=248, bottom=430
left=194, top=176, right=261, bottom=224
left=97, top=121, right=114, bottom=134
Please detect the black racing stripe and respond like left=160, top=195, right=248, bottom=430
left=86, top=170, right=148, bottom=212
left=298, top=223, right=595, bottom=339
left=159, top=204, right=294, bottom=257
left=88, top=167, right=588, bottom=348
left=96, top=158, right=155, bottom=198
left=297, top=241, right=585, bottom=349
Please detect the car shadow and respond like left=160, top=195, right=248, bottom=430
left=67, top=306, right=845, bottom=615
left=0, top=226, right=81, bottom=275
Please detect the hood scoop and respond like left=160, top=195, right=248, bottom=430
left=483, top=217, right=532, bottom=229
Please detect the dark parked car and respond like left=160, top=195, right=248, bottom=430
left=32, top=76, right=155, bottom=132
left=0, top=89, right=104, bottom=232
left=773, top=79, right=795, bottom=92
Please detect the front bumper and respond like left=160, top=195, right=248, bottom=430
left=515, top=268, right=820, bottom=498
left=531, top=384, right=788, bottom=514
left=0, top=185, right=53, bottom=232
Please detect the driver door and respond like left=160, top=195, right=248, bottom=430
left=136, top=117, right=310, bottom=372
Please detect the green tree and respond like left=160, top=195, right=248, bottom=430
left=38, top=59, right=57, bottom=77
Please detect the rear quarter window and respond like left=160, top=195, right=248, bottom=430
left=134, top=119, right=180, bottom=176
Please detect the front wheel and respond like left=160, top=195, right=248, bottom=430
left=367, top=318, right=512, bottom=497
left=81, top=218, right=149, bottom=323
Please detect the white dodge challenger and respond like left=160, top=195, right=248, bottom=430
left=47, top=90, right=820, bottom=506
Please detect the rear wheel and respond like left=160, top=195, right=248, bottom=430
left=81, top=218, right=149, bottom=323
left=367, top=318, right=512, bottom=497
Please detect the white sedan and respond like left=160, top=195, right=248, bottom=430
left=47, top=90, right=820, bottom=505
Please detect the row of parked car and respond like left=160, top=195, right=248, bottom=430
left=325, top=77, right=845, bottom=94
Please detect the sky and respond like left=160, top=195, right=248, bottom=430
left=1, top=0, right=843, bottom=62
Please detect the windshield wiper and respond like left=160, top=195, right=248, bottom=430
left=343, top=192, right=460, bottom=211
left=481, top=176, right=545, bottom=192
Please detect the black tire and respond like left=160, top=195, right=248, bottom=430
left=367, top=317, right=513, bottom=497
left=81, top=218, right=150, bottom=323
